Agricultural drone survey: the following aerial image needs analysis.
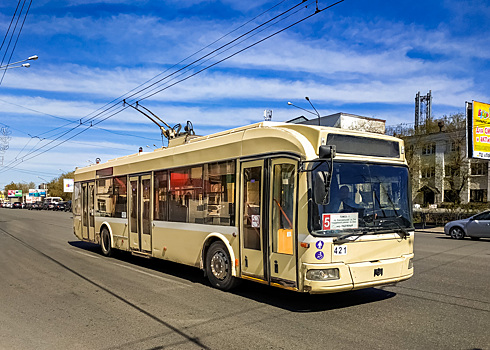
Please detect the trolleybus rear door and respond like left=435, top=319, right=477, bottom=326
left=240, top=160, right=265, bottom=280
left=129, top=175, right=152, bottom=252
left=269, top=159, right=297, bottom=288
left=81, top=181, right=95, bottom=241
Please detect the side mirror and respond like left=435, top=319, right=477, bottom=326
left=314, top=171, right=329, bottom=204
left=319, top=145, right=336, bottom=159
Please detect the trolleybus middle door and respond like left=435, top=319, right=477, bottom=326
left=129, top=175, right=152, bottom=253
left=240, top=160, right=265, bottom=280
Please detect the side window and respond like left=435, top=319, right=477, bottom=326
left=205, top=160, right=236, bottom=226
left=114, top=176, right=127, bottom=218
left=154, top=171, right=168, bottom=221
left=96, top=178, right=113, bottom=217
left=169, top=166, right=203, bottom=223
left=271, top=163, right=295, bottom=255
left=73, top=182, right=81, bottom=215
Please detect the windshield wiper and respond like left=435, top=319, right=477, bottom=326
left=376, top=216, right=409, bottom=239
left=333, top=227, right=380, bottom=244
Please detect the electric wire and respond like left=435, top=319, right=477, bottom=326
left=0, top=0, right=345, bottom=176
left=1, top=0, right=309, bottom=169
left=0, top=0, right=32, bottom=85
left=0, top=0, right=23, bottom=55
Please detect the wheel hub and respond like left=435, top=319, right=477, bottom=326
left=210, top=252, right=227, bottom=280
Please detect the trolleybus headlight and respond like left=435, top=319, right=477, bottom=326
left=408, top=258, right=413, bottom=269
left=306, top=268, right=340, bottom=281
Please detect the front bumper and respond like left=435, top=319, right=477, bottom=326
left=302, top=254, right=414, bottom=294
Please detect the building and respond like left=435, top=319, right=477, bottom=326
left=404, top=129, right=490, bottom=206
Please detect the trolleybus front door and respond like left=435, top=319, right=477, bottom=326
left=269, top=158, right=297, bottom=288
left=129, top=175, right=152, bottom=252
left=81, top=181, right=95, bottom=241
left=240, top=160, right=265, bottom=280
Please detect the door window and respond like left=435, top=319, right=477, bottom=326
left=243, top=166, right=262, bottom=250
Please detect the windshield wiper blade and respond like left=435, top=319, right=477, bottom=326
left=376, top=216, right=409, bottom=238
left=333, top=229, right=375, bottom=244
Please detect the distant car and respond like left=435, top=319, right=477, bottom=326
left=12, top=202, right=22, bottom=209
left=55, top=202, right=66, bottom=211
left=31, top=202, right=40, bottom=210
left=444, top=210, right=490, bottom=240
left=65, top=200, right=72, bottom=212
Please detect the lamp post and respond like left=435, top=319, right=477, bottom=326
left=0, top=55, right=38, bottom=70
left=37, top=176, right=49, bottom=198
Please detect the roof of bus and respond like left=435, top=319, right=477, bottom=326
left=74, top=121, right=405, bottom=180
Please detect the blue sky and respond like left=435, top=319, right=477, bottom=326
left=0, top=0, right=489, bottom=188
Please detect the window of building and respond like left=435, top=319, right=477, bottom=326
left=471, top=162, right=487, bottom=176
left=450, top=141, right=460, bottom=153
left=421, top=166, right=435, bottom=178
left=445, top=165, right=460, bottom=177
left=444, top=190, right=458, bottom=203
left=422, top=143, right=436, bottom=155
left=470, top=189, right=487, bottom=203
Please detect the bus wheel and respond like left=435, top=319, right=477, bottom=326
left=100, top=227, right=113, bottom=257
left=206, top=241, right=237, bottom=291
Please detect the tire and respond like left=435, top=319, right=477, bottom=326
left=206, top=241, right=237, bottom=291
left=450, top=227, right=465, bottom=240
left=100, top=227, right=113, bottom=257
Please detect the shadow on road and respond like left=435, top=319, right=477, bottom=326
left=68, top=240, right=396, bottom=312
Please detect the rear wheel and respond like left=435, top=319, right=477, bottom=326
left=100, top=227, right=113, bottom=256
left=450, top=227, right=465, bottom=240
left=206, top=241, right=237, bottom=291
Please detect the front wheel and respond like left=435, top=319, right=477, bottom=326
left=206, top=241, right=237, bottom=291
left=100, top=227, right=113, bottom=256
left=450, top=227, right=465, bottom=240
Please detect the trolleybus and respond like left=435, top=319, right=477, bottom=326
left=73, top=121, right=414, bottom=293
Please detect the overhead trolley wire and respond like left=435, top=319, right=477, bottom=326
left=1, top=0, right=308, bottom=170
left=0, top=0, right=345, bottom=175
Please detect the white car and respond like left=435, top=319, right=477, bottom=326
left=444, top=210, right=490, bottom=240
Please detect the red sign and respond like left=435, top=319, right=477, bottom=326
left=322, top=214, right=331, bottom=230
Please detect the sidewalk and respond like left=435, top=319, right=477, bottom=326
left=415, top=226, right=444, bottom=234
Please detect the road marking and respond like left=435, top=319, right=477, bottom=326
left=73, top=250, right=101, bottom=259
left=112, top=262, right=190, bottom=287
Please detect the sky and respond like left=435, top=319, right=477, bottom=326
left=0, top=0, right=489, bottom=189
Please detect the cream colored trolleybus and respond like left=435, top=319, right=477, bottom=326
left=73, top=121, right=414, bottom=293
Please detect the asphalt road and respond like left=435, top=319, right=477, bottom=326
left=0, top=208, right=489, bottom=350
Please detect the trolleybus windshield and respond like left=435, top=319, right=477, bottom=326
left=310, top=161, right=412, bottom=237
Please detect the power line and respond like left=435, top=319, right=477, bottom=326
left=1, top=0, right=346, bottom=175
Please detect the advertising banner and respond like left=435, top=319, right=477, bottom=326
left=471, top=101, right=490, bottom=159
left=64, top=179, right=74, bottom=193
left=29, top=189, right=46, bottom=197
left=8, top=190, right=22, bottom=197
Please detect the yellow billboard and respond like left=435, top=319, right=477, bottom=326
left=471, top=101, right=490, bottom=159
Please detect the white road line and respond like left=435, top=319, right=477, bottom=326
left=112, top=262, right=190, bottom=287
left=73, top=250, right=101, bottom=259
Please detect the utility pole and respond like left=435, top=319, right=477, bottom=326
left=415, top=90, right=432, bottom=132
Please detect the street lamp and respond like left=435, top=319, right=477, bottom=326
left=37, top=176, right=49, bottom=197
left=0, top=55, right=38, bottom=70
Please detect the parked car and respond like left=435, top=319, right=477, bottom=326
left=12, top=202, right=22, bottom=209
left=444, top=210, right=490, bottom=240
left=31, top=202, right=41, bottom=210
left=55, top=202, right=66, bottom=211
left=65, top=200, right=72, bottom=212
